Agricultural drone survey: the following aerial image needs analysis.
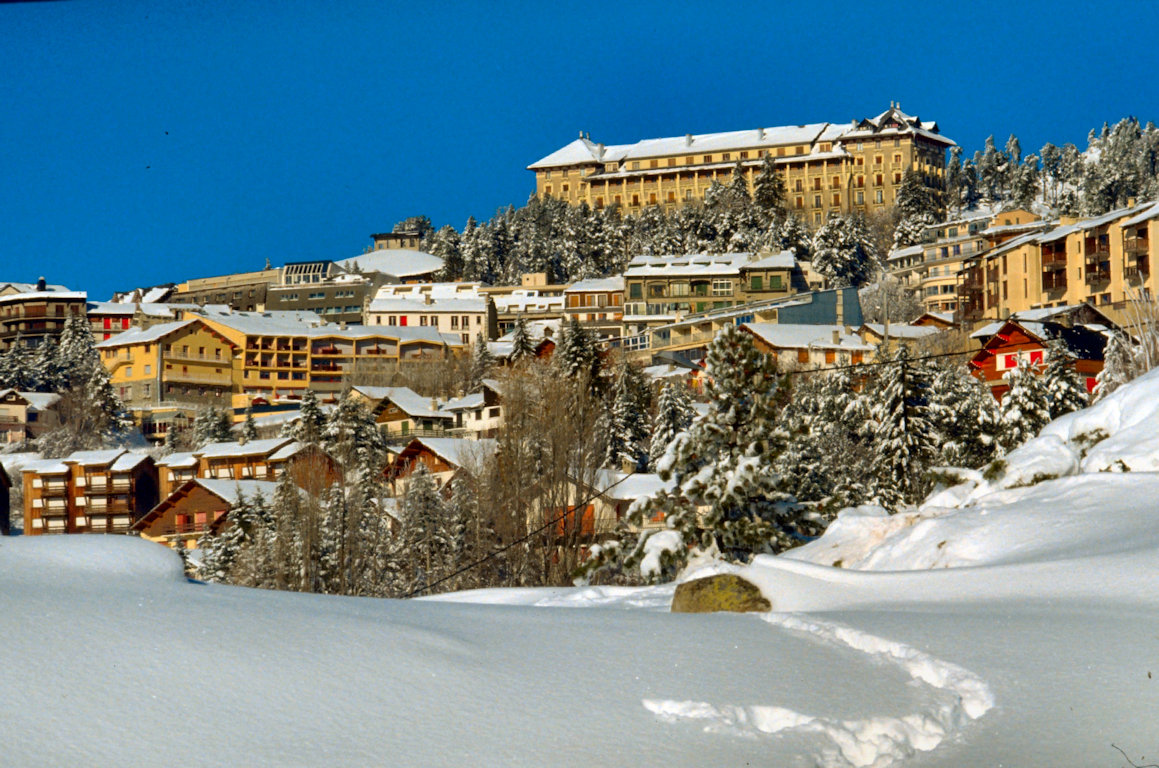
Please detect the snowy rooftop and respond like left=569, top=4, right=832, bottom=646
left=0, top=390, right=61, bottom=410
left=196, top=438, right=293, bottom=459
left=64, top=449, right=128, bottom=467
left=193, top=478, right=281, bottom=505
left=368, top=296, right=488, bottom=314
left=0, top=281, right=70, bottom=294
left=565, top=276, right=625, bottom=293
left=742, top=323, right=870, bottom=350
left=413, top=437, right=498, bottom=467
left=373, top=387, right=450, bottom=420
left=858, top=323, right=940, bottom=340
left=969, top=305, right=1088, bottom=339
left=491, top=293, right=564, bottom=313
left=625, top=252, right=757, bottom=278
left=157, top=451, right=198, bottom=469
left=335, top=249, right=443, bottom=278
left=95, top=319, right=201, bottom=348
left=0, top=290, right=87, bottom=304
left=1120, top=199, right=1159, bottom=227
left=589, top=469, right=675, bottom=501
left=744, top=250, right=796, bottom=270
left=440, top=392, right=485, bottom=412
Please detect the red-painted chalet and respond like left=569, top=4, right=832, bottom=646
left=969, top=319, right=1107, bottom=401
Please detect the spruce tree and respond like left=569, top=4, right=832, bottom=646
left=554, top=317, right=600, bottom=385
left=1042, top=340, right=1088, bottom=419
left=867, top=346, right=937, bottom=509
left=648, top=380, right=696, bottom=471
left=468, top=333, right=495, bottom=391
left=285, top=389, right=325, bottom=445
left=623, top=325, right=795, bottom=580
left=239, top=406, right=258, bottom=444
left=1000, top=365, right=1052, bottom=450
left=604, top=361, right=651, bottom=471
left=0, top=339, right=35, bottom=391
left=811, top=214, right=876, bottom=288
left=397, top=463, right=450, bottom=594
left=509, top=316, right=536, bottom=363
left=927, top=366, right=1001, bottom=469
left=752, top=155, right=787, bottom=220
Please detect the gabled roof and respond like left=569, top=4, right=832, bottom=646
left=973, top=319, right=1108, bottom=362
left=196, top=438, right=294, bottom=459
left=440, top=393, right=485, bottom=412
left=132, top=478, right=282, bottom=534
left=858, top=323, right=940, bottom=340
left=742, top=323, right=871, bottom=351
left=157, top=451, right=198, bottom=469
left=396, top=437, right=498, bottom=470
left=744, top=250, right=797, bottom=270
left=64, top=449, right=127, bottom=467
left=565, top=276, right=625, bottom=293
left=969, top=304, right=1117, bottom=339
left=94, top=319, right=205, bottom=349
left=585, top=469, right=675, bottom=502
left=371, top=387, right=450, bottom=420
left=0, top=390, right=61, bottom=410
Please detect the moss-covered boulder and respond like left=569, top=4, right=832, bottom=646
left=670, top=573, right=771, bottom=614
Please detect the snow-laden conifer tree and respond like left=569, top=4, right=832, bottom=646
left=468, top=333, right=495, bottom=392
left=811, top=214, right=876, bottom=288
left=284, top=389, right=325, bottom=445
left=396, top=463, right=451, bottom=594
left=30, top=337, right=62, bottom=392
left=239, top=406, right=258, bottom=444
left=927, top=366, right=1001, bottom=469
left=1000, top=364, right=1052, bottom=450
left=752, top=155, right=787, bottom=221
left=322, top=389, right=387, bottom=480
left=621, top=325, right=795, bottom=581
left=648, top=380, right=695, bottom=471
left=554, top=317, right=599, bottom=384
left=0, top=339, right=34, bottom=391
left=54, top=314, right=102, bottom=390
left=603, top=361, right=651, bottom=471
left=509, top=316, right=535, bottom=362
left=1042, top=340, right=1089, bottom=419
left=867, top=346, right=937, bottom=509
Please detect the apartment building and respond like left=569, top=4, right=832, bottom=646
left=170, top=267, right=283, bottom=311
left=98, top=310, right=464, bottom=439
left=266, top=272, right=391, bottom=326
left=741, top=323, right=873, bottom=369
left=21, top=449, right=159, bottom=536
left=154, top=438, right=339, bottom=499
left=960, top=200, right=1159, bottom=327
left=87, top=301, right=191, bottom=343
left=622, top=250, right=803, bottom=332
left=563, top=277, right=625, bottom=337
left=366, top=283, right=498, bottom=344
left=0, top=283, right=87, bottom=352
left=529, top=103, right=954, bottom=226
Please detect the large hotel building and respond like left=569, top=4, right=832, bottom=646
left=528, top=104, right=954, bottom=226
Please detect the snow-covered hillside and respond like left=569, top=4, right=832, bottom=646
left=4, top=371, right=1159, bottom=767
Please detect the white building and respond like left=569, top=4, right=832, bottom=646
left=365, top=283, right=498, bottom=345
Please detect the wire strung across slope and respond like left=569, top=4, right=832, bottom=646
left=403, top=468, right=640, bottom=598
left=402, top=346, right=985, bottom=597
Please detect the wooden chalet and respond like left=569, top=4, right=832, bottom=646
left=969, top=319, right=1107, bottom=400
left=21, top=449, right=159, bottom=536
left=912, top=311, right=957, bottom=330
left=353, top=386, right=455, bottom=439
left=193, top=438, right=341, bottom=493
left=440, top=379, right=504, bottom=438
left=133, top=478, right=280, bottom=550
left=384, top=437, right=497, bottom=495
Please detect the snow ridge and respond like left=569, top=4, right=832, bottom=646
left=643, top=612, right=994, bottom=768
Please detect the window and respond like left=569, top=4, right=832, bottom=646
left=125, top=367, right=132, bottom=377
left=711, top=280, right=732, bottom=296
left=667, top=191, right=675, bottom=202
left=562, top=184, right=569, bottom=193
left=545, top=185, right=552, bottom=196
left=451, top=316, right=459, bottom=329
left=629, top=283, right=642, bottom=299
left=144, top=365, right=151, bottom=375
left=750, top=275, right=762, bottom=292
left=831, top=193, right=840, bottom=206
left=632, top=194, right=640, bottom=206
left=684, top=189, right=692, bottom=201
left=722, top=153, right=730, bottom=162
left=893, top=153, right=902, bottom=163
left=795, top=196, right=804, bottom=209
left=685, top=156, right=694, bottom=164
left=769, top=275, right=783, bottom=290
left=388, top=316, right=397, bottom=326
left=419, top=315, right=427, bottom=326
left=813, top=195, right=821, bottom=208
left=875, top=190, right=884, bottom=204
left=461, top=316, right=470, bottom=328
left=650, top=159, right=658, bottom=168
left=703, top=155, right=712, bottom=163
left=795, top=180, right=803, bottom=192
left=399, top=316, right=407, bottom=326
left=777, top=147, right=786, bottom=157
left=893, top=172, right=902, bottom=184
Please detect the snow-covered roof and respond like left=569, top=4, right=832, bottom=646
left=157, top=451, right=198, bottom=469
left=858, top=323, right=940, bottom=340
left=109, top=452, right=150, bottom=472
left=0, top=290, right=87, bottom=304
left=745, top=250, right=797, bottom=270
left=496, top=320, right=559, bottom=342
left=94, top=319, right=201, bottom=348
left=641, top=364, right=693, bottom=381
left=197, top=438, right=293, bottom=459
left=0, top=281, right=70, bottom=293
left=491, top=293, right=564, bottom=313
left=87, top=301, right=136, bottom=316
left=0, top=452, right=42, bottom=478
left=368, top=296, right=488, bottom=314
left=440, top=393, right=485, bottom=412
left=589, top=469, right=674, bottom=502
left=624, top=252, right=757, bottom=278
left=65, top=449, right=127, bottom=467
left=268, top=441, right=306, bottom=462
left=742, top=323, right=870, bottom=350
left=21, top=458, right=69, bottom=475
left=0, top=390, right=61, bottom=410
left=414, top=437, right=497, bottom=467
left=887, top=244, right=924, bottom=261
left=193, top=478, right=281, bottom=506
left=1120, top=199, right=1159, bottom=228
left=375, top=387, right=451, bottom=420
left=335, top=250, right=443, bottom=278
left=969, top=305, right=1088, bottom=339
left=565, top=276, right=625, bottom=293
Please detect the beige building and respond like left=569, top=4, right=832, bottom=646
left=529, top=104, right=954, bottom=227
left=0, top=389, right=61, bottom=443
left=366, top=283, right=498, bottom=344
left=960, top=200, right=1159, bottom=328
left=21, top=449, right=159, bottom=536
left=622, top=250, right=804, bottom=332
left=0, top=287, right=88, bottom=352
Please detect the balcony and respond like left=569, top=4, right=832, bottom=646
left=1042, top=272, right=1068, bottom=292
left=1126, top=236, right=1149, bottom=258
left=1041, top=252, right=1068, bottom=271
left=1125, top=263, right=1149, bottom=284
left=1085, top=270, right=1111, bottom=288
left=167, top=370, right=231, bottom=385
left=41, top=481, right=68, bottom=496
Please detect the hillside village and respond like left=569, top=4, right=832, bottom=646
left=2, top=106, right=1159, bottom=599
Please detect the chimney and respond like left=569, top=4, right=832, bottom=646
left=621, top=457, right=636, bottom=473
left=339, top=321, right=347, bottom=330
left=36, top=276, right=46, bottom=292
left=424, top=293, right=432, bottom=305
left=758, top=127, right=765, bottom=140
left=1128, top=196, right=1138, bottom=207
left=832, top=329, right=841, bottom=345
left=579, top=129, right=584, bottom=139
left=685, top=134, right=693, bottom=147
left=430, top=398, right=439, bottom=412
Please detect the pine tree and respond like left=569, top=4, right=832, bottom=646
left=604, top=361, right=651, bottom=471
left=509, top=316, right=536, bottom=362
left=811, top=214, right=876, bottom=288
left=623, top=325, right=795, bottom=581
left=1000, top=365, right=1052, bottom=450
left=554, top=317, right=600, bottom=385
left=468, top=333, right=495, bottom=391
left=927, top=366, right=1001, bottom=469
left=752, top=155, right=787, bottom=221
left=1094, top=330, right=1137, bottom=401
left=54, top=314, right=102, bottom=391
left=397, top=463, right=449, bottom=594
left=322, top=388, right=388, bottom=480
left=239, top=406, right=258, bottom=444
left=1042, top=340, right=1089, bottom=419
left=648, top=380, right=696, bottom=471
left=30, top=337, right=62, bottom=392
left=867, top=346, right=937, bottom=509
left=284, top=389, right=325, bottom=445
left=0, top=338, right=35, bottom=391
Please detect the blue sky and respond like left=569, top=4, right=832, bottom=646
left=2, top=0, right=1156, bottom=300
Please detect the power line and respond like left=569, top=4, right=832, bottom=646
left=404, top=345, right=983, bottom=597
left=403, top=468, right=640, bottom=598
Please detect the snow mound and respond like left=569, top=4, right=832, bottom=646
left=0, top=535, right=186, bottom=585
